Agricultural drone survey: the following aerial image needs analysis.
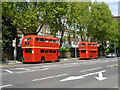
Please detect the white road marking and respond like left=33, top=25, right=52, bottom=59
left=16, top=70, right=36, bottom=74
left=40, top=68, right=48, bottom=71
left=95, top=71, right=107, bottom=81
left=4, top=69, right=13, bottom=73
left=12, top=68, right=30, bottom=71
left=60, top=70, right=106, bottom=82
left=80, top=67, right=102, bottom=72
left=107, top=64, right=118, bottom=67
left=33, top=76, right=55, bottom=81
left=0, top=84, right=12, bottom=88
left=56, top=74, right=68, bottom=77
left=33, top=73, right=68, bottom=82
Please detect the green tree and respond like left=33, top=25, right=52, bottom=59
left=67, top=2, right=91, bottom=42
left=87, top=2, right=115, bottom=56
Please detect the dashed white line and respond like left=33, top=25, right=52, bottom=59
left=56, top=74, right=68, bottom=77
left=33, top=76, right=55, bottom=81
left=80, top=67, right=102, bottom=72
left=0, top=84, right=12, bottom=88
left=4, top=69, right=13, bottom=73
left=40, top=68, right=48, bottom=71
left=33, top=73, right=68, bottom=82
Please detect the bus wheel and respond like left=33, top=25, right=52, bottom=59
left=41, top=56, right=45, bottom=63
left=56, top=57, right=60, bottom=62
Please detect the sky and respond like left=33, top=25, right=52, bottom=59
left=91, top=0, right=119, bottom=16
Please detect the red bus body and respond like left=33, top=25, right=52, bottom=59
left=22, top=35, right=60, bottom=62
left=78, top=42, right=98, bottom=59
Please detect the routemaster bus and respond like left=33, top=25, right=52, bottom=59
left=21, top=35, right=60, bottom=63
left=78, top=42, right=98, bottom=59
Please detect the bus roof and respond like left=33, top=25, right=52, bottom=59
left=79, top=42, right=97, bottom=44
left=24, top=35, right=58, bottom=40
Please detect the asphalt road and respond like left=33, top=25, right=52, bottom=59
left=1, top=57, right=119, bottom=88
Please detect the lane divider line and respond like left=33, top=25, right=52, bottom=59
left=33, top=73, right=68, bottom=82
left=0, top=84, right=12, bottom=88
left=4, top=69, right=13, bottom=73
left=80, top=67, right=102, bottom=72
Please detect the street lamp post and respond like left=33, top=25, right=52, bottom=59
left=75, top=29, right=77, bottom=58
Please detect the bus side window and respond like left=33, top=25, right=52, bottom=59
left=40, top=50, right=44, bottom=53
left=40, top=38, right=44, bottom=42
left=36, top=38, right=39, bottom=41
left=49, top=50, right=52, bottom=53
left=81, top=50, right=86, bottom=53
left=45, top=39, right=48, bottom=42
left=25, top=49, right=31, bottom=53
left=53, top=40, right=56, bottom=43
left=45, top=50, right=48, bottom=53
left=56, top=40, right=59, bottom=43
left=53, top=50, right=56, bottom=53
left=49, top=40, right=52, bottom=43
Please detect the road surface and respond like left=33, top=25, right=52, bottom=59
left=1, top=57, right=119, bottom=89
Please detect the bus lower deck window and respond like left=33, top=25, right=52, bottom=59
left=45, top=50, right=48, bottom=53
left=81, top=50, right=86, bottom=53
left=49, top=50, right=52, bottom=53
left=25, top=49, right=32, bottom=53
left=41, top=50, right=44, bottom=53
left=53, top=50, right=56, bottom=53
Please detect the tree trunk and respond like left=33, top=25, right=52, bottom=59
left=79, top=27, right=84, bottom=42
left=101, top=41, right=105, bottom=56
left=60, top=29, right=64, bottom=48
left=35, top=23, right=44, bottom=35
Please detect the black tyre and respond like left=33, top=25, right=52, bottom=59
left=41, top=56, right=45, bottom=63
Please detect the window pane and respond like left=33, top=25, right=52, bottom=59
left=45, top=50, right=48, bottom=53
left=41, top=50, right=44, bottom=53
left=53, top=50, right=56, bottom=53
left=81, top=50, right=86, bottom=53
left=53, top=40, right=56, bottom=43
left=36, top=38, right=39, bottom=41
left=45, top=39, right=48, bottom=42
left=49, top=50, right=52, bottom=53
left=56, top=40, right=58, bottom=43
left=40, top=38, right=44, bottom=42
left=24, top=38, right=31, bottom=41
left=49, top=40, right=52, bottom=43
left=25, top=49, right=31, bottom=53
left=80, top=43, right=85, bottom=45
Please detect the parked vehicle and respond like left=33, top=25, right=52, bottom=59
left=117, top=53, right=120, bottom=57
left=22, top=35, right=60, bottom=63
left=106, top=53, right=117, bottom=58
left=78, top=42, right=98, bottom=59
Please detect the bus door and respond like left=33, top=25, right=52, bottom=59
left=23, top=48, right=33, bottom=62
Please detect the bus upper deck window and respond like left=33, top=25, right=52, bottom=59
left=36, top=38, right=39, bottom=41
left=56, top=40, right=59, bottom=43
left=40, top=38, right=44, bottom=42
left=45, top=39, right=48, bottom=42
left=49, top=40, right=52, bottom=43
left=53, top=40, right=56, bottom=43
left=24, top=38, right=31, bottom=41
left=80, top=43, right=85, bottom=45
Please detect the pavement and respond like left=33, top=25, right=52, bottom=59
left=0, top=58, right=78, bottom=67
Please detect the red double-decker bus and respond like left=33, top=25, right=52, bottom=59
left=21, top=35, right=60, bottom=63
left=78, top=42, right=98, bottom=59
